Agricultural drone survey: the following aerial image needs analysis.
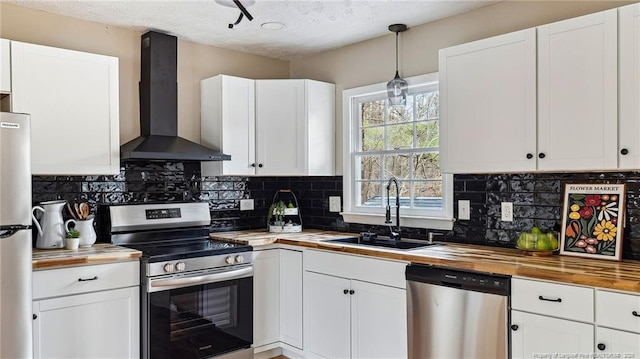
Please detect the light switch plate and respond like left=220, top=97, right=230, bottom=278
left=240, top=199, right=254, bottom=211
left=329, top=196, right=341, bottom=212
left=458, top=200, right=470, bottom=220
left=501, top=202, right=513, bottom=222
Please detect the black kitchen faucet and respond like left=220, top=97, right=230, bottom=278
left=385, top=177, right=401, bottom=241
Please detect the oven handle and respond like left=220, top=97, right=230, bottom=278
left=150, top=266, right=253, bottom=289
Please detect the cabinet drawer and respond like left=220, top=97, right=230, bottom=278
left=33, top=261, right=139, bottom=299
left=305, top=250, right=407, bottom=289
left=596, top=290, right=640, bottom=333
left=512, top=278, right=594, bottom=322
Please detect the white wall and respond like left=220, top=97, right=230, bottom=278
left=289, top=0, right=637, bottom=174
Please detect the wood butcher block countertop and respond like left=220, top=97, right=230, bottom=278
left=32, top=243, right=142, bottom=270
left=210, top=229, right=640, bottom=293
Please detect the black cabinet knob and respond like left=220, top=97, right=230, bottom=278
left=538, top=153, right=546, bottom=159
left=258, top=163, right=264, bottom=168
left=510, top=324, right=519, bottom=331
left=621, top=148, right=629, bottom=155
left=343, top=289, right=349, bottom=295
left=349, top=289, right=355, bottom=295
left=33, top=314, right=37, bottom=320
left=597, top=343, right=606, bottom=351
left=632, top=310, right=640, bottom=317
left=526, top=153, right=533, bottom=159
left=251, top=163, right=256, bottom=167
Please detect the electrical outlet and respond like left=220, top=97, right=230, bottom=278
left=458, top=200, right=470, bottom=220
left=501, top=202, right=513, bottom=222
left=240, top=199, right=254, bottom=211
left=329, top=196, right=341, bottom=212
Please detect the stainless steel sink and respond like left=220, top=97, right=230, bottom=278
left=326, top=236, right=438, bottom=251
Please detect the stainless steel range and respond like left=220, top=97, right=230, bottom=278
left=104, top=202, right=253, bottom=359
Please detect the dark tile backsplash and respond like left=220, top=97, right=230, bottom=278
left=31, top=161, right=640, bottom=259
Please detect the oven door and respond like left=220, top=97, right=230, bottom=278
left=144, top=265, right=253, bottom=359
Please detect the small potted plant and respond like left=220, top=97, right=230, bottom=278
left=65, top=228, right=81, bottom=250
left=267, top=200, right=287, bottom=229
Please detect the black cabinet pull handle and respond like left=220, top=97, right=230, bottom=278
left=633, top=311, right=640, bottom=317
left=349, top=290, right=355, bottom=295
left=343, top=289, right=349, bottom=295
left=33, top=314, right=37, bottom=320
left=78, top=276, right=98, bottom=282
left=510, top=324, right=518, bottom=331
left=538, top=153, right=546, bottom=159
left=526, top=153, right=533, bottom=159
left=538, top=295, right=561, bottom=303
left=258, top=164, right=263, bottom=168
left=621, top=148, right=629, bottom=155
left=597, top=343, right=606, bottom=351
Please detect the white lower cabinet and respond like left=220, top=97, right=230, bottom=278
left=253, top=249, right=281, bottom=347
left=595, top=327, right=640, bottom=355
left=595, top=289, right=640, bottom=356
left=511, top=310, right=594, bottom=359
left=32, top=261, right=140, bottom=359
left=253, top=248, right=303, bottom=354
left=304, top=250, right=407, bottom=359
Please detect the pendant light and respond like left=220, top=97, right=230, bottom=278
left=386, top=24, right=408, bottom=108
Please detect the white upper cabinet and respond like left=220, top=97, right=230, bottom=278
left=10, top=41, right=120, bottom=175
left=201, top=77, right=335, bottom=176
left=201, top=75, right=256, bottom=176
left=440, top=8, right=620, bottom=174
left=0, top=39, right=10, bottom=94
left=439, top=29, right=536, bottom=173
left=537, top=9, right=618, bottom=171
left=618, top=3, right=640, bottom=169
left=255, top=79, right=335, bottom=176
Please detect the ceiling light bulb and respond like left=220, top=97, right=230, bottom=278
left=261, top=22, right=285, bottom=30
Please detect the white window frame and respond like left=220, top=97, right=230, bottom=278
left=342, top=72, right=454, bottom=230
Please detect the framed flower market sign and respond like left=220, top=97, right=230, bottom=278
left=560, top=183, right=626, bottom=261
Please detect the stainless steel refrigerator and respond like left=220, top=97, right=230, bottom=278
left=0, top=112, right=33, bottom=358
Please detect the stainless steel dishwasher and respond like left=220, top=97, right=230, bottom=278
left=406, top=264, right=511, bottom=359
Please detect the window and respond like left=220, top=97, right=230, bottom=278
left=342, top=73, right=453, bottom=230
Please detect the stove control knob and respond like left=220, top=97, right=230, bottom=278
left=163, top=263, right=174, bottom=273
left=225, top=256, right=235, bottom=265
left=234, top=255, right=244, bottom=264
left=175, top=262, right=186, bottom=271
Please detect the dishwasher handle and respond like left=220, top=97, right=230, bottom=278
left=406, top=263, right=510, bottom=296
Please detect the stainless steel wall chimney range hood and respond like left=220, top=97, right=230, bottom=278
left=120, top=31, right=230, bottom=161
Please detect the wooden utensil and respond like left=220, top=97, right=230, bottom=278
left=74, top=203, right=83, bottom=220
left=79, top=203, right=90, bottom=220
left=67, top=203, right=78, bottom=220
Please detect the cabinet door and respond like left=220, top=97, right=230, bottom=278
left=511, top=310, right=594, bottom=359
left=255, top=80, right=306, bottom=175
left=304, top=271, right=351, bottom=359
left=439, top=29, right=536, bottom=173
left=280, top=249, right=303, bottom=349
left=201, top=75, right=256, bottom=176
left=32, top=287, right=139, bottom=359
left=350, top=279, right=407, bottom=359
left=596, top=327, right=640, bottom=356
left=619, top=3, right=640, bottom=169
left=0, top=39, right=9, bottom=94
left=11, top=41, right=119, bottom=175
left=253, top=249, right=280, bottom=348
left=537, top=10, right=618, bottom=171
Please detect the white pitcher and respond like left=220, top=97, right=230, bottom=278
left=32, top=200, right=66, bottom=249
left=65, top=217, right=97, bottom=247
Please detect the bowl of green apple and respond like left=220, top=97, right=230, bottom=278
left=516, top=227, right=559, bottom=255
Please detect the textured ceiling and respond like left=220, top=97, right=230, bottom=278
left=5, top=0, right=499, bottom=60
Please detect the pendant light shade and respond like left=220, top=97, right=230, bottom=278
left=386, top=24, right=408, bottom=107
